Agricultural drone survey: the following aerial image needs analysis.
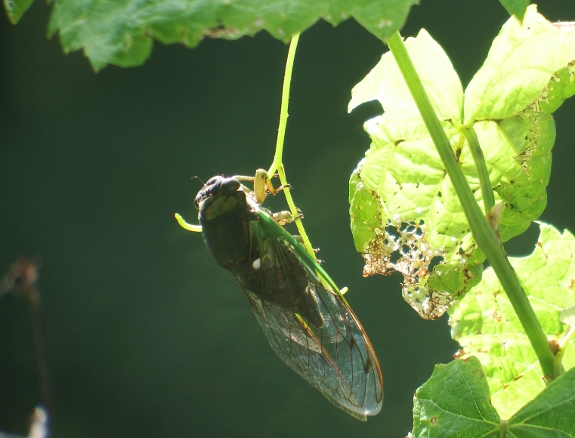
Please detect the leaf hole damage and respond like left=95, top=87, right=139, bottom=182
left=362, top=217, right=462, bottom=319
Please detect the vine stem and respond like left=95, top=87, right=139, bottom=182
left=175, top=32, right=316, bottom=259
left=267, top=33, right=316, bottom=258
left=455, top=123, right=495, bottom=214
left=386, top=31, right=556, bottom=379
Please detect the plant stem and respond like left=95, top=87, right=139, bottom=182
left=386, top=31, right=556, bottom=379
left=268, top=33, right=298, bottom=177
left=276, top=165, right=316, bottom=258
left=266, top=33, right=316, bottom=258
left=457, top=123, right=495, bottom=214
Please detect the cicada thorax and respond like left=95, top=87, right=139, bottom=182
left=196, top=175, right=323, bottom=328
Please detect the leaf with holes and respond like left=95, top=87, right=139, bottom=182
left=448, top=223, right=575, bottom=419
left=349, top=6, right=575, bottom=319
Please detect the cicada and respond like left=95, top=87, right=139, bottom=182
left=177, top=170, right=383, bottom=420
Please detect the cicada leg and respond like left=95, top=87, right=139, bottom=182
left=272, top=209, right=303, bottom=226
left=236, top=169, right=291, bottom=204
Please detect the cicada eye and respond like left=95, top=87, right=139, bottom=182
left=204, top=176, right=240, bottom=194
left=193, top=192, right=203, bottom=209
left=194, top=178, right=217, bottom=208
left=218, top=178, right=241, bottom=193
left=205, top=176, right=222, bottom=186
left=194, top=193, right=202, bottom=210
left=195, top=176, right=241, bottom=208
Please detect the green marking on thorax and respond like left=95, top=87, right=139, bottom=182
left=203, top=195, right=239, bottom=220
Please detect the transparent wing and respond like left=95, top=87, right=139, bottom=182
left=238, top=214, right=383, bottom=420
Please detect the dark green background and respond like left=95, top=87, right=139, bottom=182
left=1, top=2, right=574, bottom=437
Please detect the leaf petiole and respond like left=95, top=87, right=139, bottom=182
left=454, top=122, right=495, bottom=214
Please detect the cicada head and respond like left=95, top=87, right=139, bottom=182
left=194, top=176, right=241, bottom=208
left=194, top=176, right=247, bottom=222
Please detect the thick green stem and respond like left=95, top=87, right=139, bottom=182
left=386, top=31, right=556, bottom=379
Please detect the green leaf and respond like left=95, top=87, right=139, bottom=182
left=560, top=305, right=575, bottom=327
left=3, top=0, right=35, bottom=24
left=411, top=356, right=575, bottom=437
left=534, top=61, right=575, bottom=115
left=412, top=357, right=501, bottom=438
left=507, top=366, right=575, bottom=436
left=349, top=28, right=463, bottom=121
left=45, top=0, right=419, bottom=71
left=348, top=6, right=575, bottom=319
left=449, top=223, right=575, bottom=419
left=349, top=28, right=479, bottom=319
left=465, top=6, right=575, bottom=122
left=499, top=0, right=529, bottom=20
left=349, top=168, right=383, bottom=255
left=479, top=109, right=554, bottom=242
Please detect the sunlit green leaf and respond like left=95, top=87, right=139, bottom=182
left=465, top=6, right=575, bottom=122
left=507, top=366, right=575, bottom=436
left=449, top=223, right=575, bottom=419
left=560, top=305, right=575, bottom=327
left=348, top=6, right=575, bottom=319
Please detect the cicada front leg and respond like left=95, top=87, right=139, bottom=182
left=251, top=169, right=291, bottom=203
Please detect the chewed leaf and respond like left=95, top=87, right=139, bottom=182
left=449, top=223, right=575, bottom=419
left=349, top=6, right=575, bottom=319
left=465, top=5, right=575, bottom=122
left=531, top=60, right=575, bottom=115
left=477, top=109, right=554, bottom=242
left=350, top=166, right=482, bottom=320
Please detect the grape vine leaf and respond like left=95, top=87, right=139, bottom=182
left=8, top=0, right=420, bottom=71
left=449, top=223, right=575, bottom=419
left=3, top=0, right=34, bottom=23
left=412, top=357, right=501, bottom=438
left=411, top=357, right=575, bottom=437
left=348, top=5, right=575, bottom=319
left=506, top=365, right=575, bottom=437
left=499, top=0, right=529, bottom=20
left=560, top=305, right=575, bottom=327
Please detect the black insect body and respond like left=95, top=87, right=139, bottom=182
left=194, top=175, right=383, bottom=420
